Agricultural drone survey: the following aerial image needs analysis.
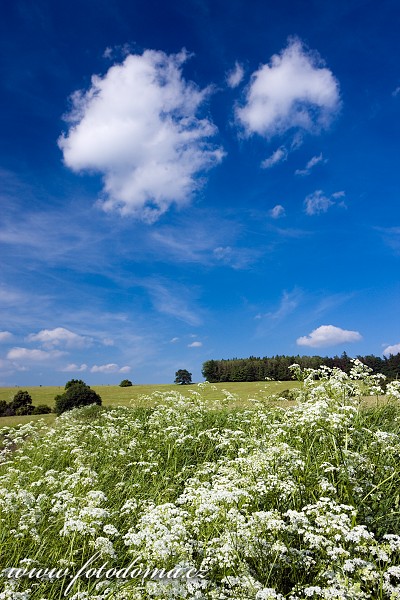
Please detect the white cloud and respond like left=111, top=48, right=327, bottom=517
left=27, top=327, right=92, bottom=349
left=226, top=62, right=244, bottom=88
left=7, top=347, right=65, bottom=361
left=170, top=337, right=179, bottom=343
left=268, top=204, right=286, bottom=219
left=61, top=363, right=88, bottom=372
left=0, top=331, right=13, bottom=342
left=236, top=38, right=340, bottom=138
left=392, top=86, right=400, bottom=97
left=59, top=49, right=224, bottom=222
left=304, top=190, right=334, bottom=215
left=383, top=343, right=400, bottom=357
left=332, top=190, right=345, bottom=199
left=261, top=146, right=288, bottom=169
left=297, top=325, right=362, bottom=348
left=90, top=363, right=130, bottom=373
left=212, top=245, right=257, bottom=269
left=188, top=341, right=202, bottom=348
left=295, top=153, right=325, bottom=175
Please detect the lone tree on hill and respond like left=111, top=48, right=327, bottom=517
left=119, top=379, right=133, bottom=387
left=175, top=369, right=192, bottom=385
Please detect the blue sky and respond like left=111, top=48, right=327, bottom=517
left=1, top=0, right=400, bottom=385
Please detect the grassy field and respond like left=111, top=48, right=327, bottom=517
left=0, top=379, right=388, bottom=428
left=0, top=380, right=301, bottom=427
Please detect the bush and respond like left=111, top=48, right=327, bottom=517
left=15, top=405, right=35, bottom=416
left=119, top=379, right=133, bottom=387
left=32, top=404, right=53, bottom=415
left=55, top=383, right=102, bottom=416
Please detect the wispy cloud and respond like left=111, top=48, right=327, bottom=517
left=226, top=61, right=244, bottom=88
left=59, top=49, right=224, bottom=222
left=268, top=205, right=286, bottom=219
left=297, top=325, right=362, bottom=348
left=261, top=146, right=288, bottom=169
left=295, top=153, right=325, bottom=176
left=304, top=190, right=345, bottom=215
left=143, top=279, right=203, bottom=326
left=61, top=363, right=88, bottom=372
left=90, top=363, right=131, bottom=373
left=236, top=38, right=340, bottom=138
left=188, top=341, right=202, bottom=348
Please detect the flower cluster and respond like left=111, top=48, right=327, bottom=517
left=0, top=361, right=399, bottom=598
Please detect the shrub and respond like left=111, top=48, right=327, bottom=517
left=55, top=383, right=102, bottom=416
left=32, top=404, right=53, bottom=415
left=119, top=379, right=133, bottom=387
left=0, top=400, right=9, bottom=417
left=15, top=405, right=35, bottom=416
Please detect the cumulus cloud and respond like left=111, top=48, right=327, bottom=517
left=295, top=153, right=325, bottom=175
left=90, top=363, right=130, bottom=373
left=297, top=325, right=362, bottom=348
left=236, top=38, right=340, bottom=138
left=0, top=331, right=13, bottom=342
left=27, top=327, right=92, bottom=349
left=268, top=204, right=286, bottom=219
left=226, top=62, right=244, bottom=88
left=59, top=49, right=224, bottom=222
left=261, top=146, right=288, bottom=169
left=7, top=347, right=65, bottom=361
left=383, top=343, right=400, bottom=357
left=61, top=363, right=88, bottom=372
left=188, top=341, right=202, bottom=348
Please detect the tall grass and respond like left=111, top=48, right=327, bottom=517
left=0, top=364, right=400, bottom=599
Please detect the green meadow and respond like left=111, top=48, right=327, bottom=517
left=0, top=379, right=387, bottom=428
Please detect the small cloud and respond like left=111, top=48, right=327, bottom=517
left=0, top=331, right=13, bottom=342
left=269, top=204, right=286, bottom=219
left=170, top=337, right=179, bottom=343
left=297, top=325, right=362, bottom=348
left=383, top=343, right=400, bottom=357
left=261, top=146, right=288, bottom=169
left=304, top=190, right=334, bottom=215
left=331, top=190, right=345, bottom=199
left=236, top=38, right=340, bottom=138
left=90, top=363, right=129, bottom=373
left=27, top=327, right=92, bottom=349
left=61, top=363, right=88, bottom=372
left=7, top=347, right=65, bottom=361
left=226, top=61, right=244, bottom=88
left=188, top=341, right=202, bottom=348
left=392, top=86, right=400, bottom=97
left=102, top=338, right=114, bottom=346
left=295, top=153, right=325, bottom=176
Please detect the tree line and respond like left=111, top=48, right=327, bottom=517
left=202, top=352, right=400, bottom=383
